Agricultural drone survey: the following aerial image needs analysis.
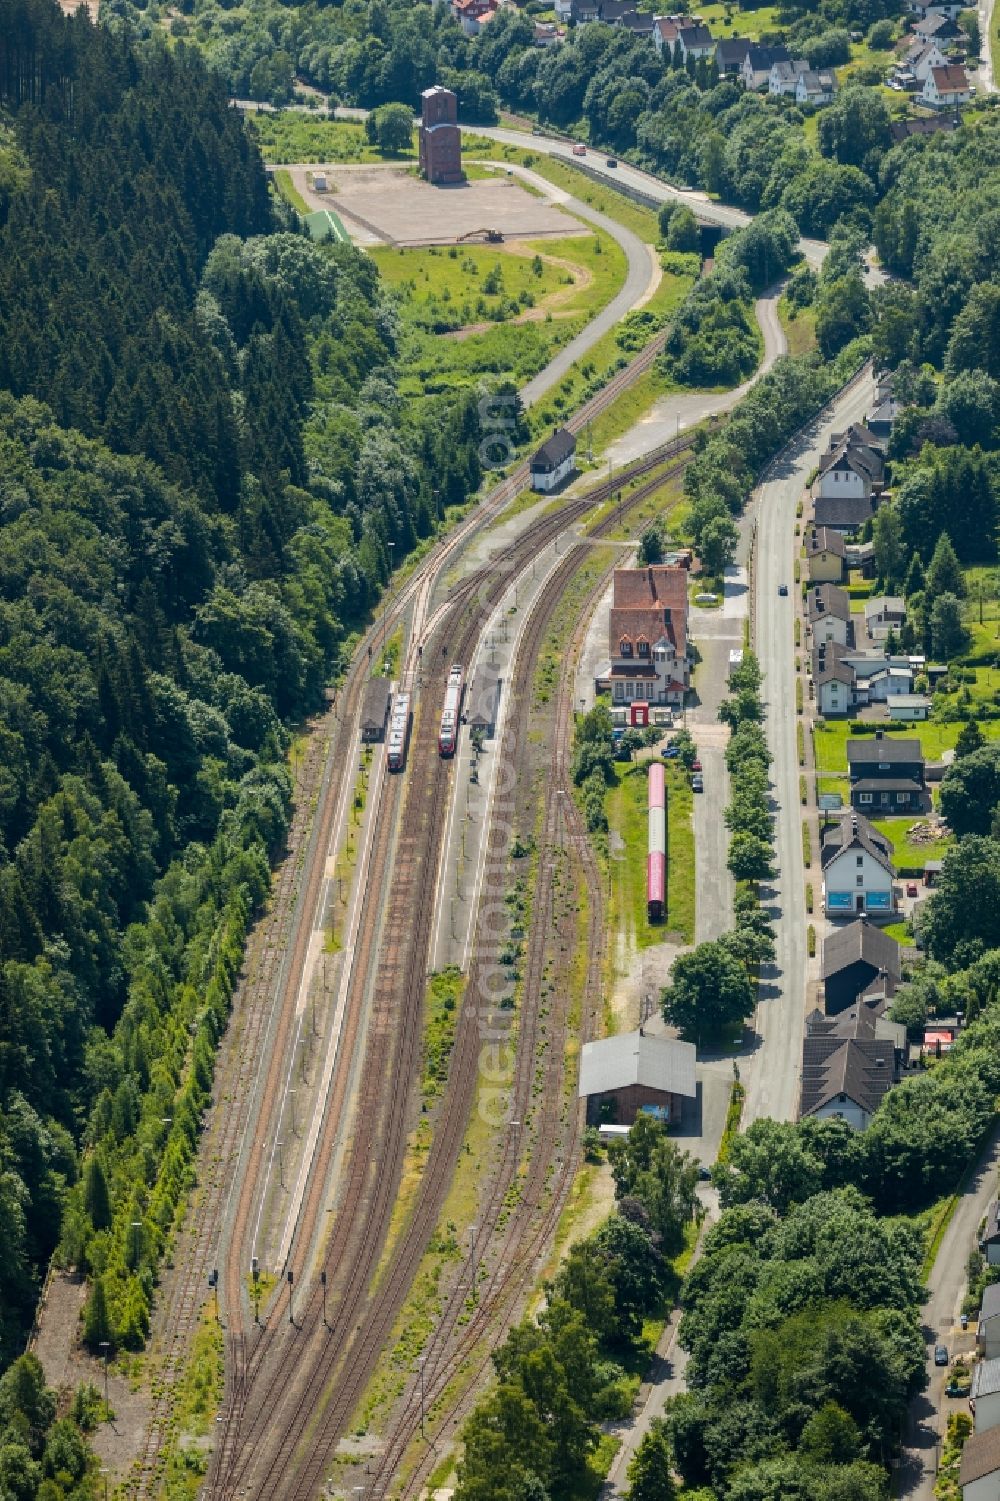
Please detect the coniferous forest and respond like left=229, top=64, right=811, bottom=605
left=0, top=0, right=497, bottom=1397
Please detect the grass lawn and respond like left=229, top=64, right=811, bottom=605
left=695, top=2, right=785, bottom=38
left=871, top=816, right=953, bottom=873
left=272, top=168, right=308, bottom=215
left=248, top=112, right=415, bottom=164
left=813, top=717, right=1000, bottom=777
left=778, top=295, right=817, bottom=356
left=370, top=241, right=572, bottom=331
left=606, top=759, right=695, bottom=947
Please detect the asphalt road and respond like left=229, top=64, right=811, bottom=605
left=742, top=370, right=875, bottom=1127
left=979, top=0, right=998, bottom=93
left=900, top=1127, right=1000, bottom=1499
left=475, top=126, right=828, bottom=270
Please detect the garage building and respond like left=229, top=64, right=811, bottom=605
left=579, top=1031, right=696, bottom=1126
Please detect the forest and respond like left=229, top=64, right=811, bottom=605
left=0, top=0, right=505, bottom=1409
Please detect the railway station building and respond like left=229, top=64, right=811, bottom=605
left=579, top=1031, right=697, bottom=1126
left=604, top=565, right=690, bottom=708
left=360, top=677, right=391, bottom=742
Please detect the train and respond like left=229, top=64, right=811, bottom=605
left=386, top=691, right=412, bottom=773
left=647, top=761, right=666, bottom=923
left=438, top=665, right=465, bottom=758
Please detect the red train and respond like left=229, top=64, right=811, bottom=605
left=438, top=665, right=465, bottom=758
left=648, top=761, right=665, bottom=922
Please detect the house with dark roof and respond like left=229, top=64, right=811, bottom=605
left=599, top=0, right=638, bottom=22
left=769, top=58, right=809, bottom=95
left=360, top=677, right=391, bottom=742
left=867, top=386, right=900, bottom=440
left=911, top=2, right=964, bottom=35
left=807, top=582, right=853, bottom=648
left=530, top=428, right=576, bottom=492
left=715, top=36, right=751, bottom=74
left=970, top=1358, right=1000, bottom=1435
left=889, top=113, right=958, bottom=141
left=579, top=1031, right=697, bottom=1125
left=741, top=43, right=790, bottom=89
left=960, top=1423, right=1000, bottom=1499
left=903, top=36, right=948, bottom=80
left=847, top=731, right=928, bottom=813
left=796, top=68, right=838, bottom=104
left=799, top=1002, right=903, bottom=1129
left=823, top=919, right=902, bottom=1014
left=822, top=812, right=896, bottom=919
left=621, top=8, right=654, bottom=33
left=677, top=21, right=714, bottom=60
left=815, top=649, right=855, bottom=716
left=980, top=1284, right=1000, bottom=1361
left=818, top=433, right=886, bottom=508
left=805, top=524, right=846, bottom=583
left=864, top=595, right=906, bottom=642
left=606, top=565, right=690, bottom=709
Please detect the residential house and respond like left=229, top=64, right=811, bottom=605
left=886, top=693, right=931, bottom=721
left=570, top=0, right=600, bottom=19
left=653, top=15, right=681, bottom=52
left=815, top=650, right=856, bottom=716
left=890, top=112, right=958, bottom=140
left=807, top=582, right=853, bottom=648
left=923, top=62, right=971, bottom=107
left=865, top=595, right=906, bottom=642
left=971, top=1359, right=1000, bottom=1434
left=867, top=382, right=900, bottom=440
left=805, top=524, right=846, bottom=583
left=605, top=565, right=690, bottom=708
left=847, top=731, right=928, bottom=814
left=960, top=1425, right=1000, bottom=1501
left=554, top=0, right=573, bottom=18
left=715, top=36, right=751, bottom=75
left=621, top=9, right=654, bottom=34
left=742, top=44, right=790, bottom=89
left=822, top=919, right=902, bottom=1014
left=906, top=8, right=960, bottom=40
left=821, top=812, right=896, bottom=918
left=845, top=651, right=914, bottom=705
left=909, top=0, right=964, bottom=18
left=677, top=21, right=714, bottom=61
left=817, top=429, right=886, bottom=506
left=769, top=58, right=809, bottom=95
left=799, top=1003, right=904, bottom=1128
left=533, top=20, right=565, bottom=43
left=795, top=68, right=838, bottom=104
left=981, top=1201, right=1000, bottom=1267
left=980, top=1284, right=1000, bottom=1361
left=452, top=0, right=499, bottom=35
left=530, top=428, right=576, bottom=492
left=579, top=1031, right=697, bottom=1126
left=599, top=0, right=638, bottom=22
left=902, top=38, right=948, bottom=80
left=845, top=538, right=876, bottom=576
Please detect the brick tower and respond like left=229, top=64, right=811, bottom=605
left=419, top=86, right=465, bottom=184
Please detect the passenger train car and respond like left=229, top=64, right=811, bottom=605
left=386, top=691, right=411, bottom=772
left=438, top=665, right=464, bottom=758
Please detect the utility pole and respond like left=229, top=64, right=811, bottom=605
left=287, top=1269, right=294, bottom=1326
left=277, top=1139, right=285, bottom=1190
left=321, top=1269, right=328, bottom=1328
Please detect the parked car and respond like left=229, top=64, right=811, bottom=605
left=572, top=143, right=587, bottom=156
left=906, top=881, right=918, bottom=897
left=691, top=758, right=702, bottom=772
left=532, top=126, right=543, bottom=135
left=692, top=773, right=704, bottom=792
left=664, top=744, right=681, bottom=759
left=778, top=583, right=788, bottom=596
left=934, top=1344, right=949, bottom=1367
left=606, top=157, right=618, bottom=167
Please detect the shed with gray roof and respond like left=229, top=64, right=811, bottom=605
left=579, top=1031, right=696, bottom=1126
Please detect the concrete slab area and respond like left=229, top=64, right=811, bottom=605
left=305, top=166, right=582, bottom=246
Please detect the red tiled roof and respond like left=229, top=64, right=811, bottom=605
left=929, top=64, right=969, bottom=90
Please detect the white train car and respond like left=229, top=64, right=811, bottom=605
left=438, top=665, right=464, bottom=758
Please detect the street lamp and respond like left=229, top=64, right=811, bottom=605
left=277, top=1139, right=285, bottom=1190
left=320, top=1269, right=328, bottom=1329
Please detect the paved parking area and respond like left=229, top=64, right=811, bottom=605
left=324, top=167, right=581, bottom=245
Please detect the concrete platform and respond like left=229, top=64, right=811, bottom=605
left=323, top=168, right=581, bottom=246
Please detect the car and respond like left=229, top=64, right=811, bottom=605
left=531, top=126, right=543, bottom=135
left=906, top=881, right=919, bottom=897
left=691, top=758, right=702, bottom=772
left=572, top=143, right=587, bottom=156
left=698, top=1164, right=712, bottom=1181
left=778, top=583, right=789, bottom=596
left=664, top=744, right=681, bottom=758
left=606, top=157, right=618, bottom=167
left=934, top=1344, right=949, bottom=1367
left=692, top=773, right=704, bottom=792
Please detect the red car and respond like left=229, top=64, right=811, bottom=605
left=691, top=758, right=702, bottom=772
left=906, top=881, right=919, bottom=897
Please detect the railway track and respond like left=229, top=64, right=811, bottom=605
left=205, top=436, right=697, bottom=1501
left=133, top=313, right=695, bottom=1494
